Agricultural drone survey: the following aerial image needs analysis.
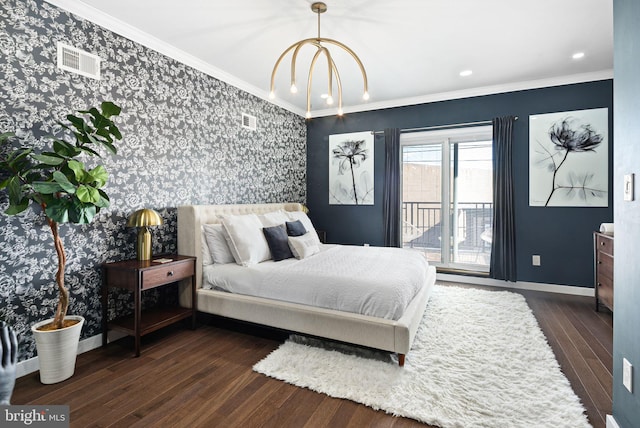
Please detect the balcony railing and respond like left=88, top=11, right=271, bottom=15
left=402, top=201, right=493, bottom=263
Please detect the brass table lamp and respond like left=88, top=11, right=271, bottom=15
left=127, top=208, right=163, bottom=260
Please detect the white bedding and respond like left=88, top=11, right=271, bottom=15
left=202, top=244, right=429, bottom=320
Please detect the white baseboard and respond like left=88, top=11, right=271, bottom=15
left=16, top=330, right=127, bottom=378
left=606, top=414, right=620, bottom=428
left=436, top=273, right=595, bottom=297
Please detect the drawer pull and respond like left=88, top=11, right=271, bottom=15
left=598, top=261, right=602, bottom=264
left=167, top=271, right=174, bottom=277
left=601, top=242, right=605, bottom=245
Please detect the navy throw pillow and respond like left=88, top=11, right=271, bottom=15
left=286, top=220, right=307, bottom=237
left=262, top=224, right=294, bottom=261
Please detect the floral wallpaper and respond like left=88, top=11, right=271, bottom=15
left=0, top=0, right=307, bottom=361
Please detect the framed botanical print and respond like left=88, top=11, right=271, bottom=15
left=529, top=108, right=608, bottom=207
left=329, top=131, right=374, bottom=205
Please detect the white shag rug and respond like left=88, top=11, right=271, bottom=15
left=253, top=285, right=591, bottom=428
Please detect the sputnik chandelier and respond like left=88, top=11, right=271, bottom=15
left=269, top=2, right=369, bottom=118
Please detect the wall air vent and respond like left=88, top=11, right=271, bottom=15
left=241, top=113, right=257, bottom=131
left=56, top=42, right=101, bottom=80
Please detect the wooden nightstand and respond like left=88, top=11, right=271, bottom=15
left=101, top=255, right=197, bottom=357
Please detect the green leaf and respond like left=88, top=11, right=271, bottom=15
left=78, top=145, right=100, bottom=157
left=67, top=160, right=85, bottom=182
left=5, top=199, right=29, bottom=215
left=90, top=111, right=110, bottom=130
left=101, top=140, right=117, bottom=155
left=88, top=165, right=108, bottom=187
left=81, top=204, right=97, bottom=223
left=68, top=200, right=96, bottom=224
left=74, top=130, right=90, bottom=145
left=6, top=148, right=32, bottom=169
left=0, top=132, right=16, bottom=143
left=85, top=132, right=99, bottom=146
left=66, top=115, right=89, bottom=133
left=100, top=101, right=121, bottom=118
left=76, top=185, right=100, bottom=203
left=95, top=189, right=110, bottom=208
left=7, top=177, right=24, bottom=204
left=45, top=201, right=70, bottom=223
left=32, top=181, right=64, bottom=194
left=32, top=153, right=64, bottom=166
left=53, top=139, right=80, bottom=157
left=52, top=171, right=76, bottom=194
left=109, top=124, right=122, bottom=141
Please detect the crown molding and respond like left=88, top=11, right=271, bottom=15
left=44, top=1, right=612, bottom=120
left=311, top=69, right=614, bottom=118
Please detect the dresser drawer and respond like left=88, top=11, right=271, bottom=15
left=596, top=234, right=613, bottom=256
left=142, top=260, right=194, bottom=289
left=596, top=252, right=613, bottom=279
left=596, top=274, right=613, bottom=310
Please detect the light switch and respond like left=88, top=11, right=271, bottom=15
left=624, top=174, right=634, bottom=201
left=623, top=358, right=633, bottom=393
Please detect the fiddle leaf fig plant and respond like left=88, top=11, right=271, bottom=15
left=0, top=101, right=122, bottom=330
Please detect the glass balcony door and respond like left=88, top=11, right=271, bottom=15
left=401, top=127, right=493, bottom=272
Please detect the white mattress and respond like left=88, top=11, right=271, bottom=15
left=202, top=244, right=430, bottom=320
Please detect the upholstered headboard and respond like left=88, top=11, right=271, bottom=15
left=177, top=203, right=304, bottom=297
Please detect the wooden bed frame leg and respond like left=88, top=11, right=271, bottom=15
left=398, top=354, right=405, bottom=367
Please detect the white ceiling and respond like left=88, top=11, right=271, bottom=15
left=47, top=0, right=613, bottom=118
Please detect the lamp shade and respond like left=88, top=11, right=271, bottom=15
left=126, top=208, right=163, bottom=227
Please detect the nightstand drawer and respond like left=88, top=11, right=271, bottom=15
left=142, top=261, right=194, bottom=289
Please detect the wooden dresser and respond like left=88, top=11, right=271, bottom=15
left=593, top=232, right=613, bottom=312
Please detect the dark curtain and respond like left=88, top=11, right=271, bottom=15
left=490, top=116, right=517, bottom=281
left=383, top=128, right=401, bottom=247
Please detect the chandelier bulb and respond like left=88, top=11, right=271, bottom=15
left=337, top=108, right=344, bottom=116
left=290, top=83, right=298, bottom=94
left=269, top=91, right=275, bottom=99
left=326, top=95, right=334, bottom=105
left=362, top=91, right=370, bottom=101
left=305, top=111, right=312, bottom=119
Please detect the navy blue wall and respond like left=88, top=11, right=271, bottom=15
left=613, top=0, right=640, bottom=425
left=307, top=80, right=613, bottom=287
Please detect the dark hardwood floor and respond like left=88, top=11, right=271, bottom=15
left=12, top=282, right=612, bottom=428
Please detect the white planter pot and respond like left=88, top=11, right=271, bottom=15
left=31, top=315, right=84, bottom=384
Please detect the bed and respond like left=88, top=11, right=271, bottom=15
left=177, top=203, right=436, bottom=366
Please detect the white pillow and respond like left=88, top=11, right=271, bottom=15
left=220, top=214, right=271, bottom=266
left=202, top=224, right=235, bottom=264
left=288, top=233, right=320, bottom=259
left=286, top=211, right=321, bottom=246
left=258, top=210, right=289, bottom=227
left=201, top=226, right=214, bottom=266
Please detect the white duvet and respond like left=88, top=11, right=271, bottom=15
left=202, top=244, right=429, bottom=320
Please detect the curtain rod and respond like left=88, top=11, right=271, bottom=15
left=372, top=117, right=518, bottom=135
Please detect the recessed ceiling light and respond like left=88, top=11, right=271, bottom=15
left=572, top=52, right=585, bottom=60
left=459, top=70, right=473, bottom=77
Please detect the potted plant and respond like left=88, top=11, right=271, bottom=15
left=0, top=101, right=122, bottom=384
